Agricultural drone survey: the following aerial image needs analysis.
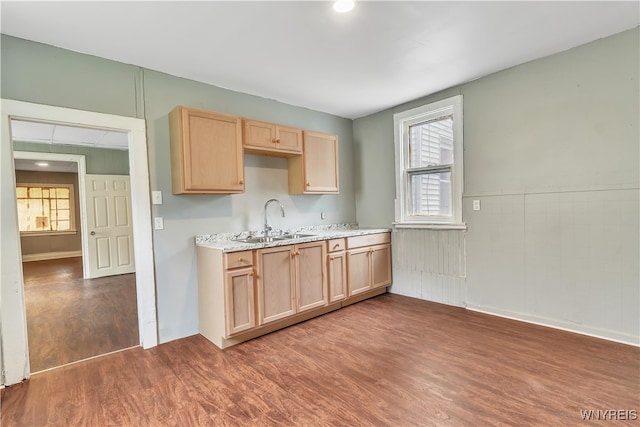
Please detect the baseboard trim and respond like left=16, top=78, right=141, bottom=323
left=466, top=304, right=639, bottom=348
left=22, top=250, right=82, bottom=262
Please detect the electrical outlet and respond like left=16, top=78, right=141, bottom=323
left=154, top=217, right=164, bottom=230
left=321, top=212, right=326, bottom=220
left=473, top=200, right=481, bottom=211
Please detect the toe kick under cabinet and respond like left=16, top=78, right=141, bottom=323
left=196, top=232, right=392, bottom=349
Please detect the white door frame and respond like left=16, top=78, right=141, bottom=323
left=12, top=151, right=91, bottom=274
left=1, top=99, right=158, bottom=386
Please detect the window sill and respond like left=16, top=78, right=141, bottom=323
left=21, top=230, right=77, bottom=237
left=393, top=223, right=467, bottom=231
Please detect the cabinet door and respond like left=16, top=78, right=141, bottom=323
left=243, top=120, right=276, bottom=149
left=296, top=242, right=327, bottom=312
left=224, top=267, right=255, bottom=337
left=328, top=251, right=347, bottom=303
left=347, top=247, right=371, bottom=296
left=276, top=125, right=302, bottom=153
left=371, top=244, right=392, bottom=289
left=303, top=131, right=339, bottom=193
left=170, top=106, right=244, bottom=194
left=256, top=246, right=296, bottom=325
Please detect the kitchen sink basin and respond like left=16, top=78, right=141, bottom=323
left=280, top=233, right=316, bottom=239
left=236, top=233, right=316, bottom=244
left=237, top=236, right=288, bottom=244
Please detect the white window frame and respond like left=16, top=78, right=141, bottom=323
left=393, top=95, right=465, bottom=229
left=17, top=182, right=77, bottom=236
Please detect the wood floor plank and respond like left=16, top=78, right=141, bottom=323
left=2, top=294, right=638, bottom=426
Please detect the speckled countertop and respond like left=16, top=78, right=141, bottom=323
left=195, top=223, right=391, bottom=252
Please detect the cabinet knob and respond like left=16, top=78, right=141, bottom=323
left=248, top=271, right=254, bottom=277
left=333, top=243, right=340, bottom=249
left=239, top=180, right=244, bottom=185
left=238, top=257, right=244, bottom=262
left=276, top=138, right=281, bottom=143
left=305, top=182, right=310, bottom=187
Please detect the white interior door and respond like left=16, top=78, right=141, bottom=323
left=85, top=174, right=135, bottom=278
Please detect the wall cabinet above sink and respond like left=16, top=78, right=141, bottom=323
left=243, top=119, right=302, bottom=157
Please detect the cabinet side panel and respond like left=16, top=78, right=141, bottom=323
left=169, top=107, right=185, bottom=194
left=196, top=247, right=226, bottom=347
left=287, top=155, right=304, bottom=194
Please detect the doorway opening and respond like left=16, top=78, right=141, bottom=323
left=1, top=99, right=158, bottom=387
left=12, top=131, right=139, bottom=372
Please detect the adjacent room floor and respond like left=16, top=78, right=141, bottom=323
left=21, top=257, right=139, bottom=372
left=2, top=293, right=638, bottom=426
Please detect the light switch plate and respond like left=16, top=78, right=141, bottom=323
left=473, top=200, right=481, bottom=211
left=154, top=217, right=164, bottom=230
left=152, top=190, right=163, bottom=205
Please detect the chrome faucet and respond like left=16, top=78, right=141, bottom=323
left=263, top=198, right=285, bottom=237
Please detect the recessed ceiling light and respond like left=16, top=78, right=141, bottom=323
left=333, top=0, right=355, bottom=13
left=35, top=162, right=49, bottom=167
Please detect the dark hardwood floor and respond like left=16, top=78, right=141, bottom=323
left=21, top=257, right=139, bottom=372
left=2, top=294, right=638, bottom=426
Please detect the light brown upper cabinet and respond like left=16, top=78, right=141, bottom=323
left=288, top=130, right=339, bottom=194
left=169, top=106, right=245, bottom=194
left=243, top=119, right=302, bottom=157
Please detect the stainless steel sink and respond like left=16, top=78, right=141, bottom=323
left=237, top=236, right=288, bottom=244
left=236, top=233, right=316, bottom=244
left=280, top=233, right=316, bottom=239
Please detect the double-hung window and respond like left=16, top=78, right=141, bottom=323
left=393, top=95, right=464, bottom=228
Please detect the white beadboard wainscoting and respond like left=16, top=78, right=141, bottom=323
left=390, top=228, right=467, bottom=307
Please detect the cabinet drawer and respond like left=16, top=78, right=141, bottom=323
left=225, top=251, right=253, bottom=269
left=327, top=238, right=345, bottom=253
left=346, top=233, right=390, bottom=249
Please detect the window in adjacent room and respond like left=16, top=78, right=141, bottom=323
left=16, top=183, right=76, bottom=234
left=393, top=95, right=464, bottom=227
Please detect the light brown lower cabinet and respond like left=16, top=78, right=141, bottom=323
left=196, top=232, right=391, bottom=349
left=346, top=233, right=392, bottom=297
left=224, top=267, right=255, bottom=336
left=327, top=238, right=347, bottom=303
left=256, top=241, right=327, bottom=325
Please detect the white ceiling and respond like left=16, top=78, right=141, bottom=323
left=11, top=120, right=129, bottom=150
left=1, top=1, right=638, bottom=119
